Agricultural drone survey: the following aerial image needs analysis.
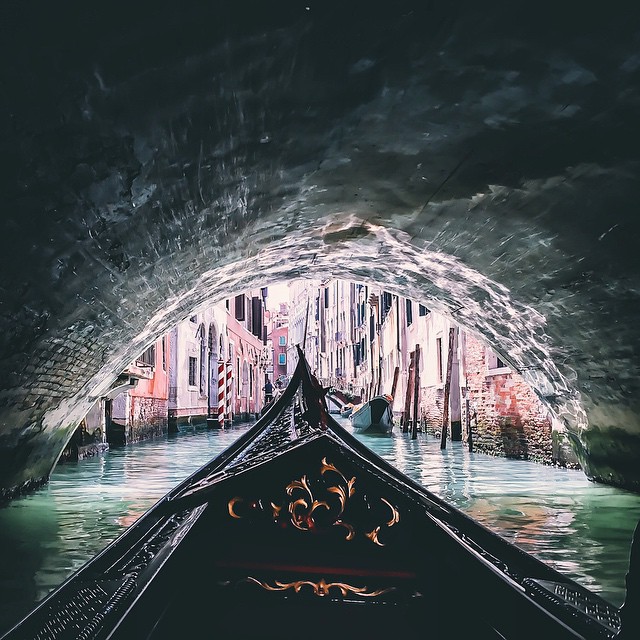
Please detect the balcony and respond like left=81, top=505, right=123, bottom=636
left=122, top=362, right=154, bottom=381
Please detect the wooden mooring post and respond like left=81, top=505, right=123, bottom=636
left=440, top=327, right=456, bottom=449
left=412, top=344, right=420, bottom=440
left=390, top=365, right=400, bottom=399
left=402, top=351, right=415, bottom=433
left=464, top=376, right=474, bottom=452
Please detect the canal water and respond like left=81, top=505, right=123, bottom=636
left=1, top=421, right=640, bottom=635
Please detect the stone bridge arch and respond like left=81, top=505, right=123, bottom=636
left=1, top=1, right=640, bottom=498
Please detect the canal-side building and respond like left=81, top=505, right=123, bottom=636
left=269, top=303, right=290, bottom=390
left=288, top=278, right=576, bottom=467
left=168, top=291, right=268, bottom=427
left=167, top=306, right=228, bottom=429
left=62, top=337, right=172, bottom=459
left=461, top=334, right=578, bottom=467
left=226, top=290, right=268, bottom=421
left=109, top=335, right=170, bottom=445
left=288, top=279, right=321, bottom=376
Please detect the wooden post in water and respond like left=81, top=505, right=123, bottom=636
left=412, top=344, right=420, bottom=440
left=390, top=365, right=400, bottom=398
left=465, top=376, right=474, bottom=452
left=389, top=364, right=400, bottom=433
left=402, top=351, right=415, bottom=433
left=440, top=327, right=456, bottom=449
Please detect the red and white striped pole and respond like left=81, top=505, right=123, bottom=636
left=225, top=359, right=233, bottom=425
left=217, top=359, right=225, bottom=428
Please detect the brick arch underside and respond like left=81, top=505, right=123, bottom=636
left=1, top=1, right=640, bottom=498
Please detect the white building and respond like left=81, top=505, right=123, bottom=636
left=168, top=305, right=230, bottom=429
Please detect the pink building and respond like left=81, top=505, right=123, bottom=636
left=108, top=336, right=169, bottom=445
left=226, top=292, right=267, bottom=420
left=269, top=305, right=289, bottom=389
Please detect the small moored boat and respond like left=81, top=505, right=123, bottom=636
left=1, top=347, right=632, bottom=640
left=339, top=403, right=354, bottom=418
left=350, top=394, right=394, bottom=434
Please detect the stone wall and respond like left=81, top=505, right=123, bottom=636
left=417, top=333, right=578, bottom=467
left=464, top=334, right=555, bottom=465
left=129, top=397, right=168, bottom=444
left=422, top=386, right=445, bottom=436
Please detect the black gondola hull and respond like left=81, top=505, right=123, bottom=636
left=1, top=349, right=621, bottom=640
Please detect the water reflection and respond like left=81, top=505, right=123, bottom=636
left=0, top=421, right=639, bottom=636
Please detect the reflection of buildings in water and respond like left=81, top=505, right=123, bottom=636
left=391, top=434, right=407, bottom=475
left=466, top=497, right=628, bottom=602
left=116, top=502, right=148, bottom=529
left=464, top=497, right=575, bottom=549
left=463, top=496, right=589, bottom=583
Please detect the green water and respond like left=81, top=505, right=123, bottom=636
left=0, top=422, right=639, bottom=635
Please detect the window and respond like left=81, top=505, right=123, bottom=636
left=382, top=292, right=393, bottom=318
left=487, top=349, right=509, bottom=372
left=189, top=315, right=198, bottom=323
left=406, top=299, right=413, bottom=326
left=436, top=338, right=443, bottom=383
left=251, top=297, right=262, bottom=338
left=419, top=304, right=429, bottom=316
left=235, top=295, right=245, bottom=320
left=199, top=330, right=206, bottom=395
left=138, top=344, right=155, bottom=367
left=278, top=353, right=286, bottom=365
left=279, top=335, right=286, bottom=346
left=188, top=357, right=197, bottom=386
left=161, top=337, right=166, bottom=370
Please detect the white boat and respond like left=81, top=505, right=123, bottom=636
left=350, top=395, right=394, bottom=434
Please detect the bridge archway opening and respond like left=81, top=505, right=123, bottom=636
left=2, top=2, right=640, bottom=498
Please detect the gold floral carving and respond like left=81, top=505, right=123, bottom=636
left=246, top=576, right=395, bottom=598
left=226, top=457, right=400, bottom=545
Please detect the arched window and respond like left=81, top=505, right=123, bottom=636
left=208, top=324, right=218, bottom=360
left=241, top=361, right=249, bottom=398
left=198, top=324, right=206, bottom=395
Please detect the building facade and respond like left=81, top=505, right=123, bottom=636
left=109, top=335, right=170, bottom=445
left=168, top=290, right=268, bottom=427
left=225, top=290, right=268, bottom=420
left=288, top=278, right=577, bottom=467
left=268, top=303, right=290, bottom=389
left=168, top=306, right=228, bottom=429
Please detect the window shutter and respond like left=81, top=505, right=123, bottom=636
left=252, top=297, right=262, bottom=338
left=234, top=295, right=245, bottom=320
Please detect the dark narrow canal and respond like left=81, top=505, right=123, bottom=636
left=1, top=420, right=640, bottom=635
